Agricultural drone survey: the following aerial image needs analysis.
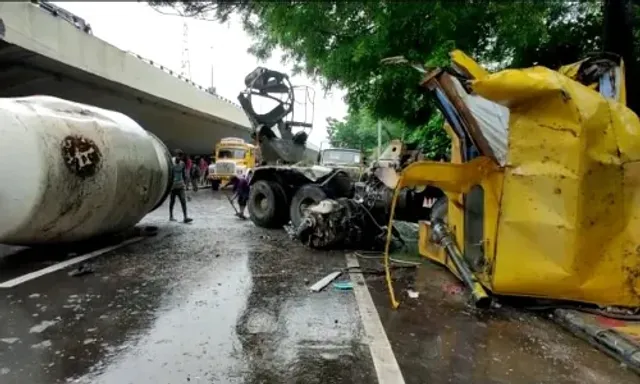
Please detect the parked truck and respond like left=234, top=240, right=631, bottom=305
left=236, top=67, right=357, bottom=229
left=317, top=147, right=365, bottom=181
left=207, top=137, right=258, bottom=190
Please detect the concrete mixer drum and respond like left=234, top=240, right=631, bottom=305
left=0, top=96, right=173, bottom=245
left=237, top=67, right=315, bottom=164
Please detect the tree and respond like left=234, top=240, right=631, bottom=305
left=602, top=0, right=639, bottom=115
left=326, top=108, right=449, bottom=160
left=149, top=1, right=639, bottom=158
left=325, top=109, right=403, bottom=156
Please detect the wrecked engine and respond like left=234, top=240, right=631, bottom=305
left=289, top=164, right=444, bottom=250
left=292, top=198, right=391, bottom=250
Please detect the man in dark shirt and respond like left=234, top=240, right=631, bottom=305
left=225, top=174, right=251, bottom=219
left=169, top=150, right=193, bottom=223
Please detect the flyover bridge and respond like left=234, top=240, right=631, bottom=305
left=0, top=1, right=319, bottom=157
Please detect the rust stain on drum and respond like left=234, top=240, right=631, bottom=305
left=61, top=135, right=102, bottom=178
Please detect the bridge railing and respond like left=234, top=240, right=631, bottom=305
left=124, top=51, right=243, bottom=110
left=33, top=1, right=243, bottom=110
left=34, top=1, right=93, bottom=34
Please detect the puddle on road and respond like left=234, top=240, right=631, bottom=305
left=67, top=237, right=253, bottom=384
left=77, top=277, right=251, bottom=382
left=234, top=242, right=375, bottom=384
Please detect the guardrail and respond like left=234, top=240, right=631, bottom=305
left=34, top=1, right=92, bottom=34
left=33, top=0, right=243, bottom=111
left=124, top=51, right=243, bottom=110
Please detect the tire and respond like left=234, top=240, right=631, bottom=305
left=248, top=180, right=288, bottom=228
left=211, top=180, right=220, bottom=191
left=326, top=171, right=354, bottom=198
left=289, top=184, right=327, bottom=228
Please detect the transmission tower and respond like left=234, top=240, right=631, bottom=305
left=180, top=20, right=192, bottom=80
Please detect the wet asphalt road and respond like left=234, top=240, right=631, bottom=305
left=0, top=191, right=375, bottom=384
left=364, top=260, right=640, bottom=384
left=0, top=190, right=639, bottom=383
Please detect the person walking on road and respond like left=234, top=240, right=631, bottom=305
left=169, top=150, right=193, bottom=223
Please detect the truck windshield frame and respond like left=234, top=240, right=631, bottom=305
left=321, top=149, right=361, bottom=165
left=217, top=148, right=247, bottom=160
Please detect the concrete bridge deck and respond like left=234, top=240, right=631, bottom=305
left=0, top=1, right=318, bottom=158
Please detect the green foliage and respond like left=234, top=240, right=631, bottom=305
left=407, top=113, right=450, bottom=160
left=150, top=1, right=638, bottom=160
left=325, top=109, right=404, bottom=158
left=326, top=109, right=449, bottom=160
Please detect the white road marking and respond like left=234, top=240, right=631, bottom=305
left=346, top=253, right=406, bottom=384
left=0, top=237, right=145, bottom=288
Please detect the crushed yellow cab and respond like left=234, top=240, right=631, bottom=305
left=389, top=50, right=640, bottom=308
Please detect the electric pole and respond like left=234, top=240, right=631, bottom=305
left=180, top=20, right=191, bottom=80
left=207, top=44, right=216, bottom=94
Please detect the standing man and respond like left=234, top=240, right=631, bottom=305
left=199, top=157, right=208, bottom=186
left=169, top=149, right=193, bottom=223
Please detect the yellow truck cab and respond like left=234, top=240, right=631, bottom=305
left=208, top=137, right=257, bottom=190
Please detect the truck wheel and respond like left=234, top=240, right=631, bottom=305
left=289, top=184, right=327, bottom=228
left=248, top=180, right=287, bottom=228
left=326, top=171, right=354, bottom=198
left=211, top=180, right=220, bottom=191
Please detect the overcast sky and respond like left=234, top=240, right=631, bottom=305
left=53, top=1, right=347, bottom=147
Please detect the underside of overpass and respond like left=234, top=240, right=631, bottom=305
left=0, top=39, right=250, bottom=156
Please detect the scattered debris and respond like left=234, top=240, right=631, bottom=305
left=333, top=281, right=354, bottom=290
left=442, top=282, right=464, bottom=295
left=29, top=320, right=58, bottom=334
left=309, top=271, right=342, bottom=292
left=68, top=263, right=94, bottom=277
left=31, top=340, right=52, bottom=349
left=286, top=141, right=442, bottom=251
left=407, top=289, right=420, bottom=299
left=28, top=293, right=41, bottom=299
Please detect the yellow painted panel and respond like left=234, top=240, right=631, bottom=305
left=450, top=50, right=489, bottom=79
left=468, top=56, right=640, bottom=307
